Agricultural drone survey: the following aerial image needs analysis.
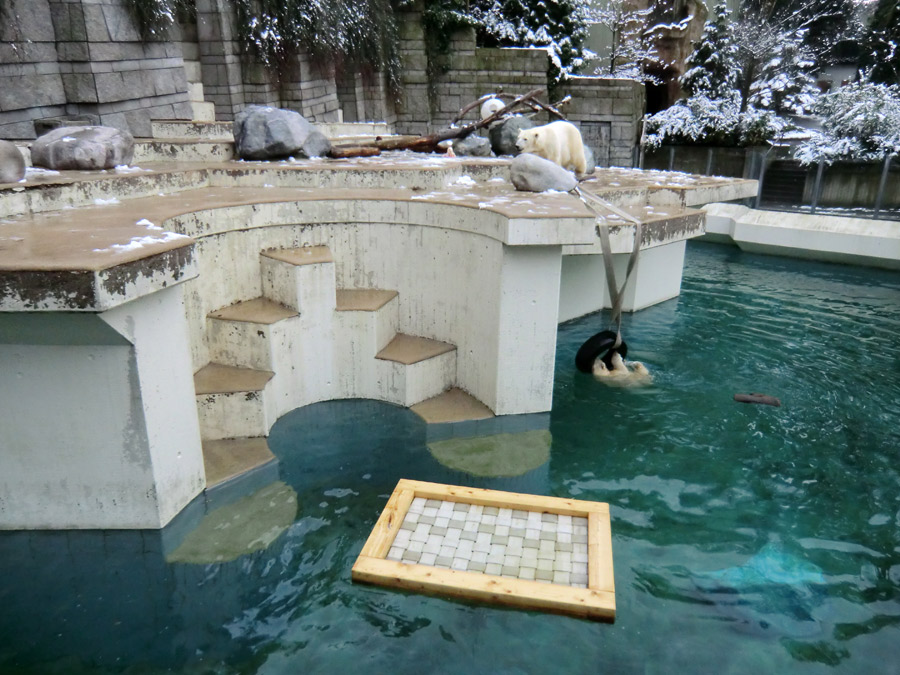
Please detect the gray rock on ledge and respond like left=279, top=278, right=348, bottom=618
left=452, top=135, right=492, bottom=157
left=234, top=106, right=331, bottom=160
left=510, top=153, right=578, bottom=193
left=489, top=115, right=535, bottom=156
left=31, top=126, right=134, bottom=171
left=0, top=140, right=26, bottom=183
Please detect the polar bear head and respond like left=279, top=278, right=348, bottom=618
left=515, top=127, right=543, bottom=154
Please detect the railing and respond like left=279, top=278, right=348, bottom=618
left=640, top=145, right=900, bottom=221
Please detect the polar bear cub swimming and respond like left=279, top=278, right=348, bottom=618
left=515, top=120, right=588, bottom=176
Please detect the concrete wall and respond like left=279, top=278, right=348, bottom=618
left=0, top=285, right=205, bottom=529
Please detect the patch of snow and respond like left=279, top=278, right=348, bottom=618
left=93, top=197, right=119, bottom=206
left=114, top=165, right=149, bottom=173
left=93, top=231, right=189, bottom=254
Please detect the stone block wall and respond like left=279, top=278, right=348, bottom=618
left=194, top=0, right=340, bottom=123
left=0, top=0, right=193, bottom=138
left=391, top=10, right=644, bottom=167
left=0, top=0, right=68, bottom=138
left=562, top=77, right=645, bottom=168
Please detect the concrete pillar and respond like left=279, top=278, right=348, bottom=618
left=0, top=285, right=205, bottom=530
left=492, top=246, right=563, bottom=416
left=557, top=240, right=688, bottom=323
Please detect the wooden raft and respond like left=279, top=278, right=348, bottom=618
left=351, top=479, right=616, bottom=622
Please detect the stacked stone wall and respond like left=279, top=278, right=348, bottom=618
left=0, top=0, right=192, bottom=138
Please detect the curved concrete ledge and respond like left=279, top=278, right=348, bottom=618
left=703, top=203, right=900, bottom=270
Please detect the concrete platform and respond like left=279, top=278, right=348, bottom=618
left=412, top=388, right=495, bottom=424
left=202, top=437, right=276, bottom=488
left=376, top=334, right=456, bottom=365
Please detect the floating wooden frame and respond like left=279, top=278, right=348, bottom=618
left=352, top=479, right=615, bottom=621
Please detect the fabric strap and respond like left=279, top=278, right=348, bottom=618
left=572, top=186, right=643, bottom=347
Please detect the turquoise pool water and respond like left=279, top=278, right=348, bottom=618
left=1, top=241, right=899, bottom=673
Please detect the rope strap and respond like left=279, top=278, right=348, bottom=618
left=572, top=186, right=643, bottom=346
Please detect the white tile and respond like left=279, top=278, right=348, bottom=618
left=485, top=563, right=502, bottom=576
left=494, top=525, right=510, bottom=537
left=451, top=558, right=468, bottom=571
left=481, top=514, right=497, bottom=526
left=434, top=516, right=451, bottom=528
left=408, top=497, right=426, bottom=514
left=437, top=501, right=455, bottom=517
left=387, top=546, right=403, bottom=561
left=439, top=545, right=456, bottom=558
left=419, top=552, right=437, bottom=566
left=456, top=539, right=474, bottom=557
left=471, top=550, right=488, bottom=564
left=422, top=506, right=439, bottom=517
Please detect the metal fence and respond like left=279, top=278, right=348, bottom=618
left=640, top=145, right=900, bottom=221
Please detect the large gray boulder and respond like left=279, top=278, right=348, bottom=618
left=0, top=140, right=25, bottom=183
left=31, top=126, right=134, bottom=171
left=452, top=135, right=492, bottom=157
left=489, top=115, right=535, bottom=156
left=233, top=105, right=331, bottom=160
left=510, top=153, right=578, bottom=193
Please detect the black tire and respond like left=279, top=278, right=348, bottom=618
left=574, top=330, right=628, bottom=373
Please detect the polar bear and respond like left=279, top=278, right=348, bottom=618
left=515, top=120, right=588, bottom=176
left=593, top=352, right=652, bottom=387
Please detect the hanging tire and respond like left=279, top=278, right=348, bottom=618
left=574, top=330, right=628, bottom=373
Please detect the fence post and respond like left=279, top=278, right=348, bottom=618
left=705, top=147, right=714, bottom=175
left=873, top=153, right=893, bottom=219
left=668, top=146, right=675, bottom=171
left=810, top=161, right=825, bottom=214
left=754, top=149, right=770, bottom=209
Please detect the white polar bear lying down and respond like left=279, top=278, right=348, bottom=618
left=515, top=120, right=588, bottom=176
left=593, top=351, right=652, bottom=387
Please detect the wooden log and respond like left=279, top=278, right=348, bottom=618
left=328, top=146, right=381, bottom=159
left=734, top=393, right=782, bottom=407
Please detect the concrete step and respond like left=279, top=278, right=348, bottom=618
left=375, top=333, right=457, bottom=407
left=411, top=387, right=495, bottom=424
left=188, top=81, right=205, bottom=102
left=183, top=59, right=202, bottom=83
left=317, top=122, right=394, bottom=139
left=151, top=119, right=232, bottom=140
left=207, top=298, right=299, bottom=371
left=194, top=363, right=276, bottom=441
left=133, top=138, right=232, bottom=163
left=332, top=288, right=400, bottom=399
left=202, top=436, right=276, bottom=488
left=261, top=246, right=337, bottom=314
left=192, top=100, right=216, bottom=122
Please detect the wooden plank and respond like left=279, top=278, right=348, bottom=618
left=358, top=487, right=415, bottom=559
left=399, top=479, right=609, bottom=517
left=588, top=511, right=614, bottom=594
left=352, top=556, right=615, bottom=622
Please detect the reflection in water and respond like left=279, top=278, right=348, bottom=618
left=1, top=242, right=899, bottom=673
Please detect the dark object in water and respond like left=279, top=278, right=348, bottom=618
left=734, top=393, right=782, bottom=407
left=575, top=330, right=627, bottom=373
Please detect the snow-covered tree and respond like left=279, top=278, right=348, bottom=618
left=643, top=90, right=788, bottom=148
left=680, top=2, right=740, bottom=99
left=796, top=76, right=900, bottom=164
left=748, top=29, right=819, bottom=115
left=589, top=0, right=665, bottom=83
left=471, top=0, right=592, bottom=80
left=861, top=0, right=900, bottom=85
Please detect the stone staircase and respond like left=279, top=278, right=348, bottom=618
left=193, top=244, right=458, bottom=485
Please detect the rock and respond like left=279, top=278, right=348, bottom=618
left=0, top=140, right=26, bottom=183
left=489, top=115, right=535, bottom=156
left=583, top=144, right=596, bottom=174
left=510, top=153, right=578, bottom=193
left=31, top=126, right=134, bottom=171
left=452, top=135, right=492, bottom=157
left=233, top=105, right=331, bottom=160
